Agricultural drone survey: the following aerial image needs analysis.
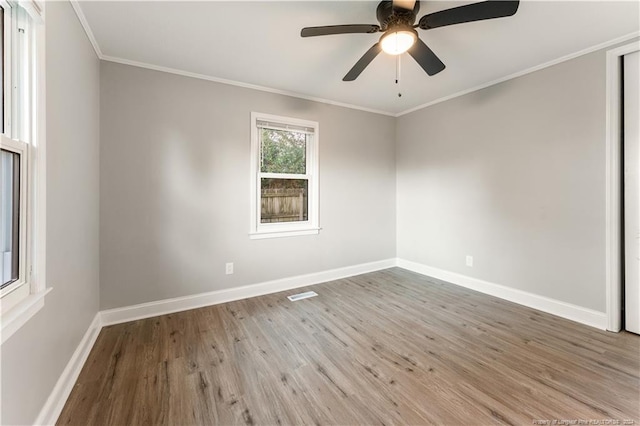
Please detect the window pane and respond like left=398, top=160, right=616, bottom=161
left=260, top=178, right=308, bottom=223
left=260, top=128, right=307, bottom=174
left=1, top=148, right=19, bottom=288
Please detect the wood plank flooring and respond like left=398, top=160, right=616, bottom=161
left=58, top=268, right=640, bottom=425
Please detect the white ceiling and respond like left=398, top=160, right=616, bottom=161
left=77, top=1, right=639, bottom=115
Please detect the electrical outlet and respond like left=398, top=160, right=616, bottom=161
left=466, top=256, right=473, bottom=267
left=225, top=262, right=234, bottom=275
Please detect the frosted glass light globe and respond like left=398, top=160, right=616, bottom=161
left=380, top=30, right=417, bottom=55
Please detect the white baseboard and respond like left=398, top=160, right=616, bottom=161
left=34, top=312, right=103, bottom=426
left=33, top=258, right=396, bottom=425
left=100, top=258, right=397, bottom=326
left=396, top=258, right=608, bottom=330
left=34, top=257, right=608, bottom=426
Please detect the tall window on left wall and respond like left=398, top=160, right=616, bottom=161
left=0, top=1, right=45, bottom=340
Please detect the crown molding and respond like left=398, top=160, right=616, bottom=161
left=69, top=0, right=102, bottom=58
left=69, top=0, right=395, bottom=117
left=68, top=1, right=638, bottom=119
left=396, top=31, right=640, bottom=117
left=100, top=55, right=396, bottom=117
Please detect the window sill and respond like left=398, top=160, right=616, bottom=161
left=250, top=227, right=320, bottom=240
left=1, top=287, right=52, bottom=345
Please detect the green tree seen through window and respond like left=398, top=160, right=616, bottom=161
left=260, top=128, right=306, bottom=175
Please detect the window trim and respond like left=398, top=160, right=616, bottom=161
left=0, top=0, right=46, bottom=345
left=249, top=112, right=320, bottom=239
left=2, top=2, right=12, bottom=136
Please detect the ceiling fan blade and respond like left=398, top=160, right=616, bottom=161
left=407, top=38, right=445, bottom=76
left=418, top=1, right=519, bottom=30
left=301, top=24, right=380, bottom=37
left=343, top=43, right=382, bottom=81
left=392, top=0, right=416, bottom=11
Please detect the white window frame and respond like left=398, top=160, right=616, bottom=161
left=1, top=2, right=13, bottom=137
left=250, top=112, right=319, bottom=239
left=0, top=0, right=47, bottom=345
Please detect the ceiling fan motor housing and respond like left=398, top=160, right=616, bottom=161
left=376, top=0, right=421, bottom=31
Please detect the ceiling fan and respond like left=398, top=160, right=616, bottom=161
left=301, top=0, right=520, bottom=81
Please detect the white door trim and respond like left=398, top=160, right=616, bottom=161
left=606, top=41, right=640, bottom=332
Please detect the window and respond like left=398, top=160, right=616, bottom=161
left=1, top=148, right=20, bottom=285
left=1, top=0, right=45, bottom=343
left=250, top=113, right=319, bottom=239
left=1, top=137, right=28, bottom=311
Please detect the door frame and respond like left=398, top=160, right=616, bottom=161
left=606, top=41, right=640, bottom=332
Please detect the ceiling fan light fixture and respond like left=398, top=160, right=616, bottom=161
left=380, top=28, right=417, bottom=55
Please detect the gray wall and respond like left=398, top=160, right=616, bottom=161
left=99, top=62, right=396, bottom=309
left=0, top=2, right=100, bottom=424
left=1, top=6, right=629, bottom=419
left=396, top=45, right=633, bottom=313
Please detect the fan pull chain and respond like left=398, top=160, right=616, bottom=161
left=395, top=55, right=399, bottom=84
left=396, top=55, right=402, bottom=98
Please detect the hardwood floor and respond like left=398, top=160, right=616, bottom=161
left=58, top=268, right=640, bottom=425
